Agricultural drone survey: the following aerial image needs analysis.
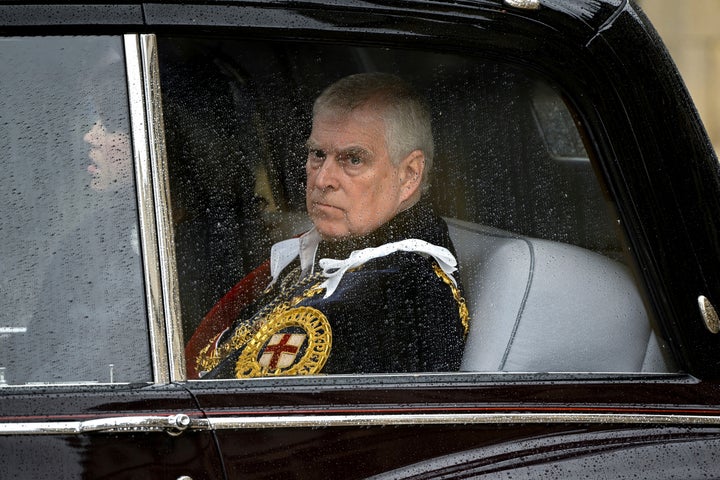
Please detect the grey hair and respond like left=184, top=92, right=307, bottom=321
left=312, top=73, right=434, bottom=191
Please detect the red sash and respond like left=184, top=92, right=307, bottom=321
left=184, top=260, right=271, bottom=379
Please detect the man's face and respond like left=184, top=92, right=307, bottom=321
left=306, top=104, right=415, bottom=240
left=84, top=120, right=132, bottom=192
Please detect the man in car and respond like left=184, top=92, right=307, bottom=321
left=187, top=72, right=468, bottom=379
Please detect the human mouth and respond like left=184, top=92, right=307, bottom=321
left=311, top=201, right=343, bottom=213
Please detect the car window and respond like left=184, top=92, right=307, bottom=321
left=0, top=36, right=152, bottom=385
left=156, top=37, right=677, bottom=377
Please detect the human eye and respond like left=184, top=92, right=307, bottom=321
left=307, top=148, right=326, bottom=165
left=338, top=150, right=366, bottom=169
left=347, top=155, right=363, bottom=166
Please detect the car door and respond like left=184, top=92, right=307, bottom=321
left=142, top=1, right=720, bottom=478
left=0, top=31, right=224, bottom=479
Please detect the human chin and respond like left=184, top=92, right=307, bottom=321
left=312, top=217, right=352, bottom=241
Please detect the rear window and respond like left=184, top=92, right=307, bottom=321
left=0, top=36, right=151, bottom=385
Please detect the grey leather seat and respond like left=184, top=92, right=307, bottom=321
left=446, top=218, right=672, bottom=372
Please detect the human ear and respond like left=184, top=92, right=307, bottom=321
left=398, top=150, right=425, bottom=202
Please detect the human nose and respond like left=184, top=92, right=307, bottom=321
left=311, top=156, right=340, bottom=191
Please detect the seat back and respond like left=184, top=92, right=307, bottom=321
left=446, top=218, right=671, bottom=372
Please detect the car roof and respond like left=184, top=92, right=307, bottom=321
left=0, top=0, right=628, bottom=35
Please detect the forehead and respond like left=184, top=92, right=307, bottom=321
left=309, top=104, right=387, bottom=150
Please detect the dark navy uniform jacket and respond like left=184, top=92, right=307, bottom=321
left=195, top=201, right=468, bottom=378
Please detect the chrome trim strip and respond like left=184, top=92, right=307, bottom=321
left=699, top=295, right=720, bottom=334
left=0, top=327, right=26, bottom=334
left=124, top=34, right=170, bottom=384
left=139, top=34, right=186, bottom=382
left=0, top=414, right=201, bottom=436
left=204, top=412, right=720, bottom=430
left=503, top=0, right=540, bottom=10
left=3, top=412, right=720, bottom=435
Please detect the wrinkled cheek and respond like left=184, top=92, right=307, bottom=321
left=312, top=211, right=350, bottom=238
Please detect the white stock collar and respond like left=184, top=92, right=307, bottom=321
left=268, top=228, right=457, bottom=299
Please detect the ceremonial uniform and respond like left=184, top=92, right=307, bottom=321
left=192, top=201, right=469, bottom=378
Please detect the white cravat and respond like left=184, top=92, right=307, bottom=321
left=268, top=232, right=458, bottom=299
left=318, top=239, right=457, bottom=298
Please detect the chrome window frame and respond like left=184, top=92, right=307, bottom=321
left=125, top=33, right=184, bottom=384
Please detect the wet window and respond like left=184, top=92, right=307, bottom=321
left=0, top=36, right=151, bottom=385
left=157, top=37, right=675, bottom=377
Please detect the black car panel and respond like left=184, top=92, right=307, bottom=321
left=1, top=1, right=720, bottom=478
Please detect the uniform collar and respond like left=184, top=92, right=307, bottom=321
left=269, top=227, right=321, bottom=285
left=268, top=200, right=450, bottom=286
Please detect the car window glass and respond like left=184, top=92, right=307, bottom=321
left=0, top=36, right=152, bottom=385
left=156, top=37, right=676, bottom=377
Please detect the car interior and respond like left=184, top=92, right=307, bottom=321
left=158, top=36, right=676, bottom=374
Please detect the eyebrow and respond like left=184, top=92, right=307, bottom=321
left=338, top=146, right=372, bottom=158
left=305, top=140, right=372, bottom=157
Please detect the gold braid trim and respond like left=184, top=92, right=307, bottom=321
left=432, top=263, right=470, bottom=337
left=195, top=323, right=256, bottom=375
left=235, top=306, right=332, bottom=378
left=195, top=276, right=326, bottom=376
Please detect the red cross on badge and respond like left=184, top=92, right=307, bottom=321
left=259, top=333, right=306, bottom=370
